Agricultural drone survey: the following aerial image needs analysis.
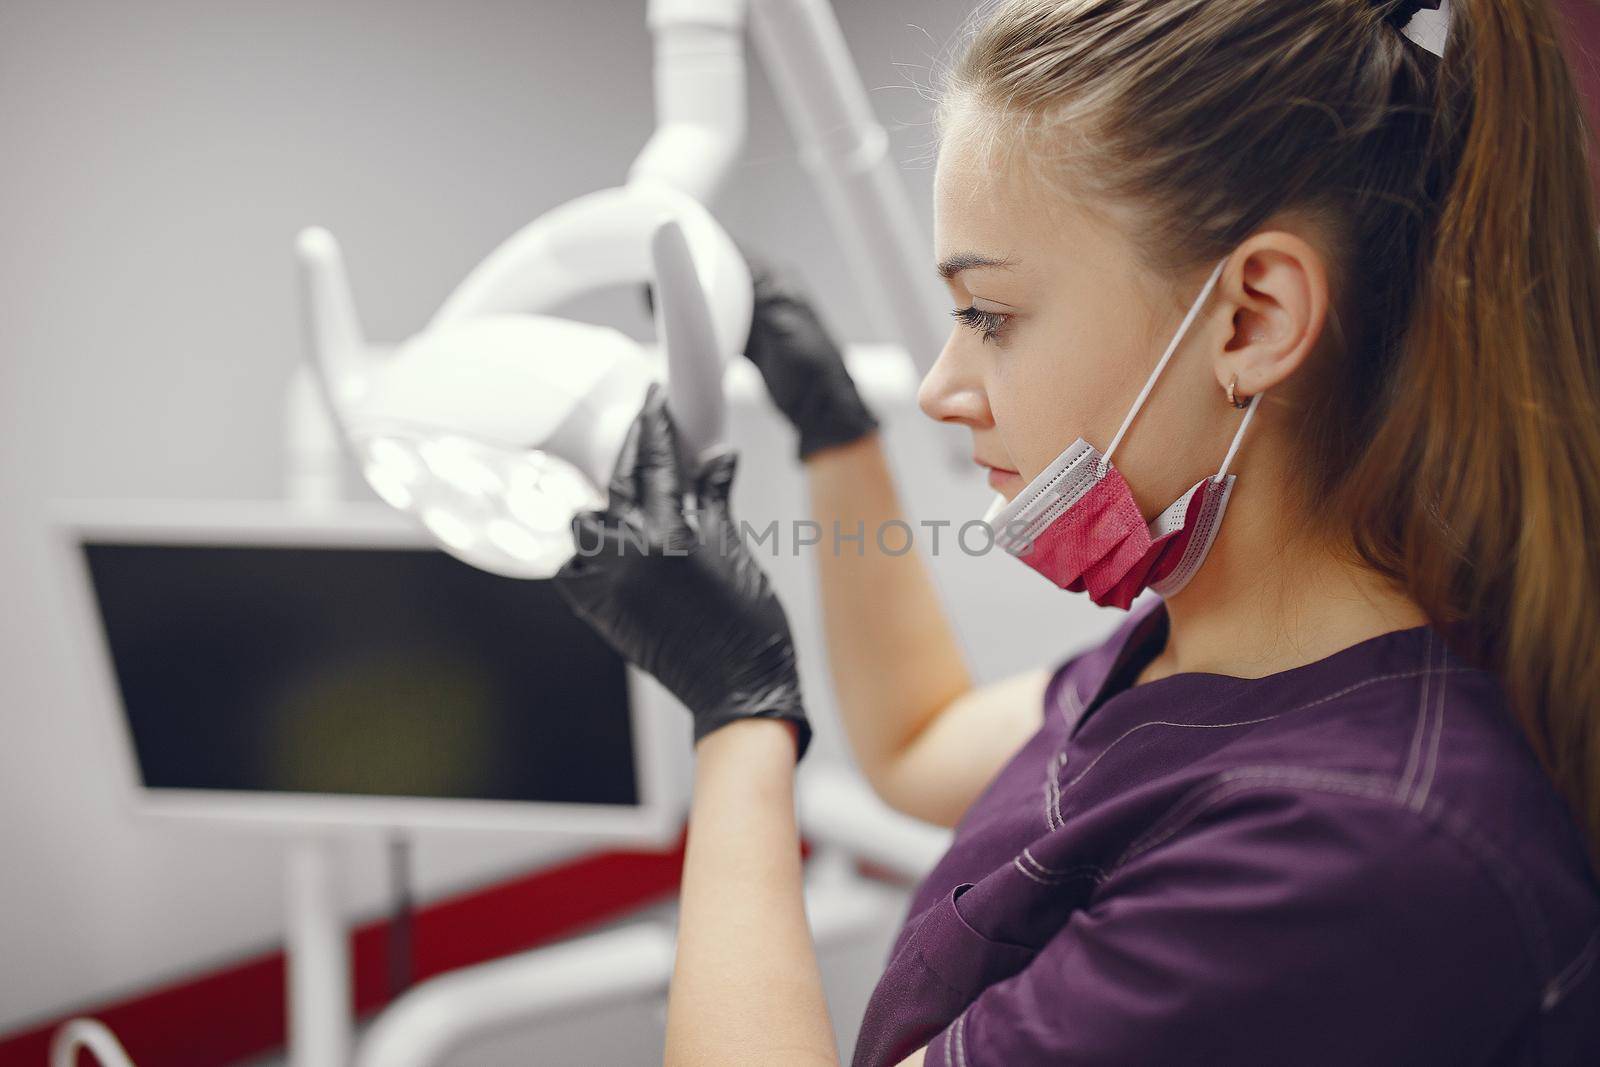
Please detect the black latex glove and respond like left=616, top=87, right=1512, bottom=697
left=642, top=256, right=878, bottom=461
left=552, top=383, right=812, bottom=762
left=744, top=260, right=880, bottom=461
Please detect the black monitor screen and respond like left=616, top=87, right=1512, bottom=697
left=80, top=542, right=638, bottom=806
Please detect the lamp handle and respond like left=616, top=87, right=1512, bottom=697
left=649, top=218, right=728, bottom=464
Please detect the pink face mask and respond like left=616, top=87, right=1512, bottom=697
left=983, top=260, right=1262, bottom=610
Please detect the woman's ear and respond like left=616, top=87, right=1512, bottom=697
left=1215, top=231, right=1330, bottom=400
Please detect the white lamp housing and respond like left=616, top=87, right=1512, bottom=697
left=295, top=184, right=751, bottom=579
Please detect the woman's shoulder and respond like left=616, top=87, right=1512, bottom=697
left=1085, top=768, right=1600, bottom=1056
left=957, top=736, right=1600, bottom=1064
left=1083, top=612, right=1591, bottom=884
left=1153, top=649, right=1600, bottom=1025
left=1044, top=609, right=1600, bottom=958
left=1051, top=615, right=1600, bottom=1015
left=1220, top=639, right=1591, bottom=888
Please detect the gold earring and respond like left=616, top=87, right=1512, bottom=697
left=1227, top=375, right=1251, bottom=409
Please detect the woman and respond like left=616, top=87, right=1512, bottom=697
left=554, top=0, right=1600, bottom=1063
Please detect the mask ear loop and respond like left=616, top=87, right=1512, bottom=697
left=1099, top=258, right=1229, bottom=476
left=1215, top=391, right=1262, bottom=482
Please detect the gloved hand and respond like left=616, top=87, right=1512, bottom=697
left=742, top=260, right=880, bottom=462
left=552, top=383, right=812, bottom=762
left=640, top=255, right=878, bottom=462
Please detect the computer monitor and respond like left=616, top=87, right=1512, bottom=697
left=46, top=498, right=685, bottom=843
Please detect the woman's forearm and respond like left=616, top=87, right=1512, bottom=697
left=804, top=434, right=974, bottom=783
left=663, top=719, right=838, bottom=1067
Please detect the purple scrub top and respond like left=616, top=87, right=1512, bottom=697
left=851, top=597, right=1600, bottom=1066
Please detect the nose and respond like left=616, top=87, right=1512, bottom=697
left=917, top=335, right=991, bottom=428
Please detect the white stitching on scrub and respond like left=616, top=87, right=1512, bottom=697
left=1544, top=927, right=1600, bottom=1011
left=1410, top=639, right=1449, bottom=812
left=1059, top=714, right=1279, bottom=794
left=1423, top=795, right=1559, bottom=983
left=1011, top=856, right=1053, bottom=885
left=1058, top=685, right=1083, bottom=732
left=1116, top=767, right=1400, bottom=868
left=1013, top=847, right=1106, bottom=886
left=1055, top=666, right=1464, bottom=807
left=1041, top=745, right=1062, bottom=832
left=952, top=1004, right=971, bottom=1067
left=1041, top=688, right=1082, bottom=831
left=1397, top=631, right=1435, bottom=801
left=1011, top=857, right=1040, bottom=885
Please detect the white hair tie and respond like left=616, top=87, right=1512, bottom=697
left=1392, top=0, right=1452, bottom=59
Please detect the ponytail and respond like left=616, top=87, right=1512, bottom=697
left=1344, top=0, right=1600, bottom=856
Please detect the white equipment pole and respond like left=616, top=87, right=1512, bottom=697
left=285, top=838, right=352, bottom=1067
left=749, top=0, right=951, bottom=381
left=284, top=307, right=354, bottom=1066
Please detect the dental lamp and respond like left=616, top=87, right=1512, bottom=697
left=296, top=189, right=746, bottom=579
left=295, top=0, right=951, bottom=582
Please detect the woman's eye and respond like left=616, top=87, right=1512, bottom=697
left=951, top=305, right=1008, bottom=344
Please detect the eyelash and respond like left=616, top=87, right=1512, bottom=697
left=952, top=305, right=1008, bottom=344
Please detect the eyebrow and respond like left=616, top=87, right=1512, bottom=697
left=936, top=252, right=1016, bottom=280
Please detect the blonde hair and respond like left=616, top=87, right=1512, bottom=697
left=939, top=0, right=1600, bottom=857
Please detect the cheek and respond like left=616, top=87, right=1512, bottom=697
left=994, top=301, right=1159, bottom=480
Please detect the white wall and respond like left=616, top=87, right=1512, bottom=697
left=0, top=0, right=1121, bottom=1045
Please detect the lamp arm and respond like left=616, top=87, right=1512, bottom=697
left=627, top=0, right=749, bottom=203
left=747, top=0, right=949, bottom=382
